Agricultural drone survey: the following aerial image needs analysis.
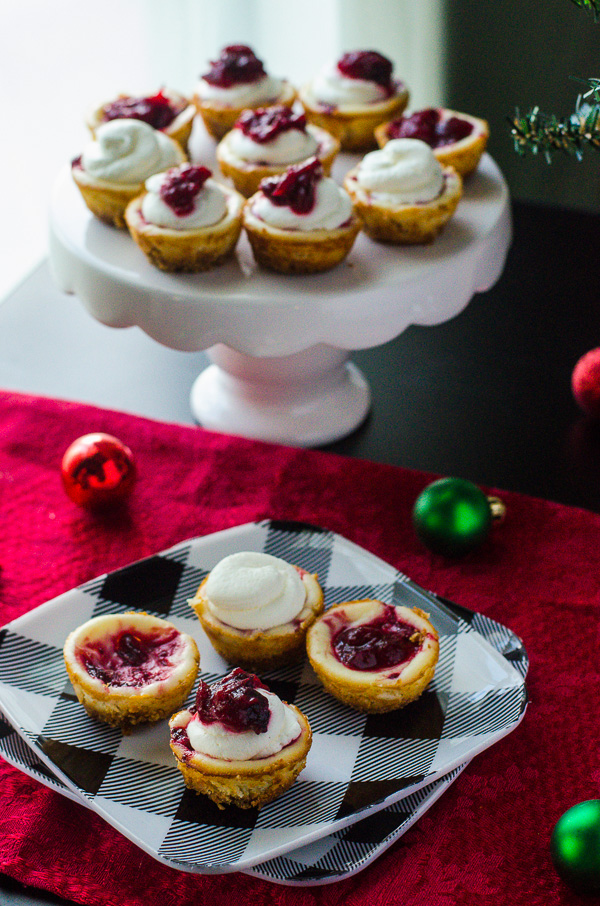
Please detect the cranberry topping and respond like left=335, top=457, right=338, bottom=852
left=237, top=105, right=306, bottom=143
left=338, top=50, right=394, bottom=92
left=388, top=108, right=474, bottom=147
left=159, top=164, right=211, bottom=216
left=436, top=115, right=474, bottom=145
left=261, top=157, right=322, bottom=215
left=194, top=668, right=270, bottom=734
left=389, top=108, right=439, bottom=144
left=115, top=632, right=148, bottom=666
left=202, top=45, right=266, bottom=88
left=81, top=627, right=181, bottom=687
left=331, top=605, right=422, bottom=671
left=171, top=726, right=194, bottom=753
left=101, top=90, right=180, bottom=130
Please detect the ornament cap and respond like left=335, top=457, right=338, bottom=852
left=487, top=496, right=506, bottom=523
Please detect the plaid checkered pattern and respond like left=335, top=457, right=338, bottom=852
left=0, top=521, right=527, bottom=876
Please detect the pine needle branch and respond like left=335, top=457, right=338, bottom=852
left=569, top=0, right=600, bottom=20
left=509, top=80, right=600, bottom=161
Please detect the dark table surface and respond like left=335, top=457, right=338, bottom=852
left=1, top=198, right=599, bottom=903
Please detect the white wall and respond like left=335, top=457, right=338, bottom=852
left=3, top=0, right=445, bottom=301
left=143, top=0, right=445, bottom=105
left=1, top=1, right=152, bottom=300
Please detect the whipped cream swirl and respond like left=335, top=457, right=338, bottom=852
left=356, top=138, right=444, bottom=204
left=80, top=119, right=182, bottom=184
left=253, top=177, right=353, bottom=231
left=141, top=171, right=228, bottom=230
left=227, top=126, right=318, bottom=165
left=308, top=61, right=389, bottom=108
left=196, top=74, right=285, bottom=107
left=187, top=690, right=301, bottom=760
left=203, top=551, right=306, bottom=630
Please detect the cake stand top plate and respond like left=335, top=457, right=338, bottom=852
left=48, top=149, right=511, bottom=358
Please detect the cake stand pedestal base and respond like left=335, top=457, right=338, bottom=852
left=190, top=344, right=371, bottom=446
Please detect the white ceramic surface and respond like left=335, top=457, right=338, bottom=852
left=48, top=132, right=511, bottom=444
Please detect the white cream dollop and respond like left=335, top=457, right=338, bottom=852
left=196, top=74, right=285, bottom=107
left=252, top=176, right=353, bottom=231
left=204, top=551, right=306, bottom=630
left=308, top=61, right=388, bottom=108
left=187, top=690, right=301, bottom=760
left=80, top=119, right=182, bottom=184
left=227, top=126, right=318, bottom=165
left=141, top=170, right=228, bottom=230
left=356, top=138, right=444, bottom=204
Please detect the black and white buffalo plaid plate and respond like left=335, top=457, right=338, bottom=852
left=0, top=521, right=528, bottom=875
left=0, top=598, right=527, bottom=885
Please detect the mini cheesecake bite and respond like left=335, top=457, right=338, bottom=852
left=299, top=50, right=409, bottom=151
left=306, top=600, right=439, bottom=712
left=216, top=104, right=340, bottom=198
left=375, top=107, right=489, bottom=177
left=71, top=118, right=186, bottom=228
left=87, top=88, right=196, bottom=152
left=125, top=163, right=244, bottom=272
left=64, top=612, right=200, bottom=731
left=344, top=138, right=462, bottom=244
left=190, top=550, right=324, bottom=670
left=243, top=157, right=360, bottom=274
left=169, top=667, right=312, bottom=809
left=193, top=44, right=296, bottom=140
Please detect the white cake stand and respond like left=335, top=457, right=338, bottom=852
left=48, top=137, right=511, bottom=447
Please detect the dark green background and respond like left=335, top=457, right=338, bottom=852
left=444, top=0, right=599, bottom=211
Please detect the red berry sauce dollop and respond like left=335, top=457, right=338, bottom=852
left=194, top=667, right=270, bottom=734
left=81, top=627, right=181, bottom=687
left=388, top=108, right=473, bottom=147
left=159, top=165, right=211, bottom=216
left=331, top=605, right=422, bottom=671
left=237, top=105, right=306, bottom=143
left=261, top=157, right=322, bottom=214
left=338, top=50, right=394, bottom=94
left=203, top=45, right=266, bottom=88
left=101, top=90, right=180, bottom=130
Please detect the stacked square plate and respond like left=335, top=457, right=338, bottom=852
left=0, top=521, right=528, bottom=885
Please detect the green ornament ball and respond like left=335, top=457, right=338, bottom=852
left=412, top=477, right=497, bottom=558
left=551, top=800, right=600, bottom=892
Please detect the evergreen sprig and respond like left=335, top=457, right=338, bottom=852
left=569, top=0, right=600, bottom=20
left=510, top=0, right=600, bottom=160
left=510, top=80, right=600, bottom=160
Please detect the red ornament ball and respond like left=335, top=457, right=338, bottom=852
left=61, top=433, right=136, bottom=507
left=572, top=348, right=600, bottom=418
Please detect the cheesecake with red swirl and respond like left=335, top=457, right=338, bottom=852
left=63, top=612, right=199, bottom=731
left=306, top=600, right=439, bottom=712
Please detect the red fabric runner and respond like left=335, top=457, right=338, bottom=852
left=0, top=389, right=598, bottom=906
